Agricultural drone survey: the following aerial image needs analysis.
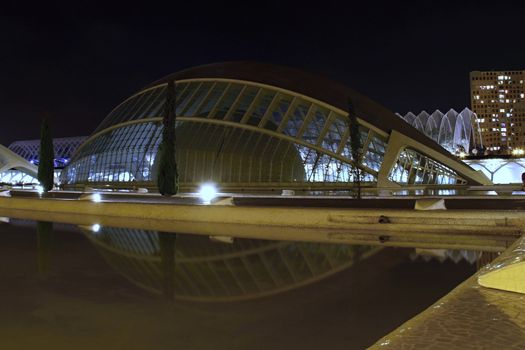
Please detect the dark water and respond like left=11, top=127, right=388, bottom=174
left=0, top=220, right=475, bottom=349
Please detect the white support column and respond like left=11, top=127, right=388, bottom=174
left=377, top=130, right=492, bottom=188
left=377, top=131, right=404, bottom=188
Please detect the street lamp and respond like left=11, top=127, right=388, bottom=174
left=198, top=183, right=218, bottom=204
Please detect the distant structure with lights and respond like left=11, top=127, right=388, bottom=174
left=0, top=136, right=86, bottom=185
left=463, top=157, right=525, bottom=184
left=397, top=108, right=482, bottom=155
left=8, top=136, right=87, bottom=167
left=0, top=144, right=38, bottom=185
left=397, top=107, right=525, bottom=184
left=59, top=62, right=490, bottom=191
left=470, top=70, right=525, bottom=155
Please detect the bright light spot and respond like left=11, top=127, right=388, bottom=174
left=92, top=193, right=102, bottom=203
left=91, top=224, right=101, bottom=233
left=198, top=183, right=218, bottom=204
left=35, top=185, right=44, bottom=194
left=512, top=148, right=525, bottom=156
left=459, top=152, right=466, bottom=158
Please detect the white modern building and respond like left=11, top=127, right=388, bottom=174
left=397, top=108, right=482, bottom=154
left=0, top=136, right=86, bottom=185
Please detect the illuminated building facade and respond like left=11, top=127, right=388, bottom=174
left=464, top=157, right=525, bottom=184
left=0, top=144, right=38, bottom=185
left=0, top=136, right=86, bottom=185
left=61, top=62, right=490, bottom=191
left=397, top=108, right=481, bottom=154
left=470, top=70, right=525, bottom=154
left=8, top=136, right=86, bottom=168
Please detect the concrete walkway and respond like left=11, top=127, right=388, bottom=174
left=0, top=190, right=522, bottom=252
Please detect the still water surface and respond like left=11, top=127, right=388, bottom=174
left=0, top=220, right=475, bottom=349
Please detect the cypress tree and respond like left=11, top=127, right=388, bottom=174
left=38, top=117, right=55, bottom=192
left=348, top=98, right=362, bottom=199
left=158, top=232, right=176, bottom=299
left=157, top=80, right=179, bottom=196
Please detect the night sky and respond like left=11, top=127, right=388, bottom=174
left=2, top=1, right=524, bottom=145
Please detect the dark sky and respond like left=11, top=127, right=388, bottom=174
left=1, top=1, right=524, bottom=145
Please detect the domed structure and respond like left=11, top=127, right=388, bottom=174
left=61, top=62, right=490, bottom=190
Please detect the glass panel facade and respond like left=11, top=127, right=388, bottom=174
left=398, top=108, right=480, bottom=154
left=388, top=148, right=467, bottom=185
left=0, top=169, right=38, bottom=185
left=63, top=80, right=394, bottom=188
left=8, top=136, right=87, bottom=168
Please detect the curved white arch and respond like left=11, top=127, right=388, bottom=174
left=400, top=108, right=481, bottom=154
left=0, top=144, right=38, bottom=177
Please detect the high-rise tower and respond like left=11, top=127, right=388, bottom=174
left=470, top=70, right=525, bottom=154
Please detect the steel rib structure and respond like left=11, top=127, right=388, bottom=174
left=61, top=62, right=490, bottom=191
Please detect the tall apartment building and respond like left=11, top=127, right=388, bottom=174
left=470, top=70, right=525, bottom=154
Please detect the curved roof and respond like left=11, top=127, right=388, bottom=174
left=64, top=61, right=488, bottom=189
left=0, top=144, right=38, bottom=177
left=9, top=136, right=87, bottom=165
left=147, top=61, right=456, bottom=161
left=398, top=108, right=481, bottom=153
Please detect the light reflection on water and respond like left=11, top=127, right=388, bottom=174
left=0, top=218, right=477, bottom=350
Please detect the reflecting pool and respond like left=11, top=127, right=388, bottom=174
left=0, top=220, right=475, bottom=349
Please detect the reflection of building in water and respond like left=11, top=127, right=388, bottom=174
left=411, top=248, right=482, bottom=264
left=82, top=226, right=379, bottom=301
